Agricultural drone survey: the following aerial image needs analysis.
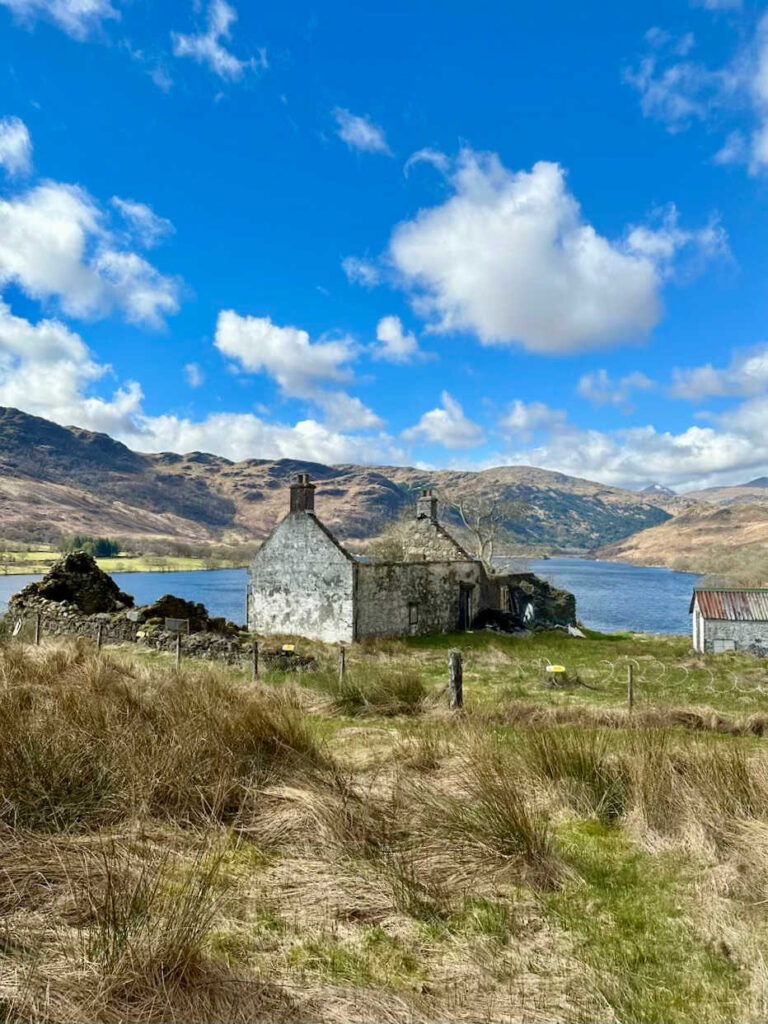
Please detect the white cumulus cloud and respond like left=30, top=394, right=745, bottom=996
left=670, top=343, right=768, bottom=400
left=373, top=315, right=422, bottom=363
left=488, top=401, right=764, bottom=491
left=626, top=15, right=768, bottom=175
left=403, top=391, right=484, bottom=449
left=0, top=299, right=143, bottom=436
left=214, top=310, right=356, bottom=399
left=576, top=369, right=654, bottom=409
left=389, top=152, right=678, bottom=353
left=0, top=303, right=399, bottom=464
left=0, top=116, right=32, bottom=176
left=499, top=399, right=567, bottom=439
left=133, top=411, right=400, bottom=464
left=0, top=181, right=180, bottom=326
left=333, top=108, right=391, bottom=155
left=314, top=391, right=384, bottom=431
left=111, top=196, right=174, bottom=248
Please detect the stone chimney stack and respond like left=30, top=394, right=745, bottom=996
left=416, top=488, right=438, bottom=522
left=290, top=473, right=316, bottom=513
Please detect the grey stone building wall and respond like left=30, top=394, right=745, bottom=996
left=698, top=616, right=768, bottom=654
left=354, top=560, right=483, bottom=638
left=399, top=518, right=471, bottom=562
left=248, top=512, right=356, bottom=644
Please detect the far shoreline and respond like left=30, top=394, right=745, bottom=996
left=0, top=561, right=248, bottom=577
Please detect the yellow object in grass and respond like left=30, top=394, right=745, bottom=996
left=546, top=664, right=566, bottom=673
left=282, top=644, right=295, bottom=652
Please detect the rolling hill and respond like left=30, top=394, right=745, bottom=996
left=0, top=407, right=672, bottom=552
left=599, top=502, right=768, bottom=583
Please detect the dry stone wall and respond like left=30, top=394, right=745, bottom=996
left=355, top=560, right=483, bottom=637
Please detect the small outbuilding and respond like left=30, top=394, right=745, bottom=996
left=247, top=474, right=576, bottom=644
left=690, top=587, right=768, bottom=655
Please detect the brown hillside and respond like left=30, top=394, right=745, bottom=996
left=0, top=407, right=672, bottom=550
left=599, top=503, right=768, bottom=583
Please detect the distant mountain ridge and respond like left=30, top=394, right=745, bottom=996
left=641, top=482, right=676, bottom=496
left=0, top=407, right=673, bottom=551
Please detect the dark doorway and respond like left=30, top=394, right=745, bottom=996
left=458, top=584, right=472, bottom=630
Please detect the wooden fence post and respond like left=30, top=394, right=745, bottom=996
left=252, top=641, right=259, bottom=683
left=175, top=633, right=182, bottom=668
left=627, top=663, right=634, bottom=712
left=34, top=612, right=41, bottom=646
left=96, top=622, right=103, bottom=651
left=449, top=649, right=463, bottom=709
left=339, top=646, right=346, bottom=683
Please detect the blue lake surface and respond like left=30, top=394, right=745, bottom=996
left=0, top=559, right=701, bottom=635
left=520, top=558, right=699, bottom=635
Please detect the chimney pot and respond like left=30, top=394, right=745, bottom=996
left=290, top=474, right=315, bottom=513
left=416, top=489, right=438, bottom=522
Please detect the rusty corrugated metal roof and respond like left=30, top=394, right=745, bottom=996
left=691, top=588, right=768, bottom=621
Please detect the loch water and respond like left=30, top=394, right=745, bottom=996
left=0, top=558, right=700, bottom=635
left=511, top=557, right=700, bottom=635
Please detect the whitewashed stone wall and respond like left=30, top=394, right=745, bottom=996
left=697, top=616, right=768, bottom=654
left=355, top=560, right=483, bottom=638
left=248, top=513, right=355, bottom=644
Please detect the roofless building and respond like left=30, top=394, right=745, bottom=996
left=247, top=474, right=575, bottom=644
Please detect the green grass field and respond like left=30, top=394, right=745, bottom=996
left=0, top=547, right=244, bottom=574
left=3, top=629, right=768, bottom=1022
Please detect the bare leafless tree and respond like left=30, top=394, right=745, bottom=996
left=445, top=494, right=527, bottom=569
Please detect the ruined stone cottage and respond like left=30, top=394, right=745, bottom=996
left=247, top=475, right=575, bottom=644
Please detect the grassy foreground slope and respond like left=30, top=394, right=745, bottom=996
left=3, top=632, right=768, bottom=1022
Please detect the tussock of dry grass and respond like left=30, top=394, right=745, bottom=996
left=307, top=665, right=428, bottom=717
left=495, top=699, right=768, bottom=736
left=6, top=637, right=768, bottom=1022
left=0, top=640, right=330, bottom=830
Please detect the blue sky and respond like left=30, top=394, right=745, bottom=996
left=1, top=0, right=768, bottom=490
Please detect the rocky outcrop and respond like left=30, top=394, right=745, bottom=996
left=9, top=551, right=133, bottom=615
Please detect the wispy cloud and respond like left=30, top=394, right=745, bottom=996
left=333, top=108, right=391, bottom=154
left=171, top=0, right=266, bottom=81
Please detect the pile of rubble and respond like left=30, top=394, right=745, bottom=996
left=6, top=552, right=316, bottom=669
left=6, top=553, right=249, bottom=660
left=12, top=551, right=134, bottom=615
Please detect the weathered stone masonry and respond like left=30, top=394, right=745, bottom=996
left=248, top=477, right=356, bottom=644
left=248, top=476, right=576, bottom=643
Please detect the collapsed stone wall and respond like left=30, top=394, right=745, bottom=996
left=6, top=597, right=307, bottom=665
left=497, top=572, right=576, bottom=627
left=6, top=551, right=249, bottom=662
left=9, top=596, right=138, bottom=644
left=13, top=551, right=134, bottom=614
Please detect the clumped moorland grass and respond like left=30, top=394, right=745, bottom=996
left=305, top=663, right=428, bottom=716
left=0, top=640, right=329, bottom=830
left=5, top=633, right=768, bottom=1021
